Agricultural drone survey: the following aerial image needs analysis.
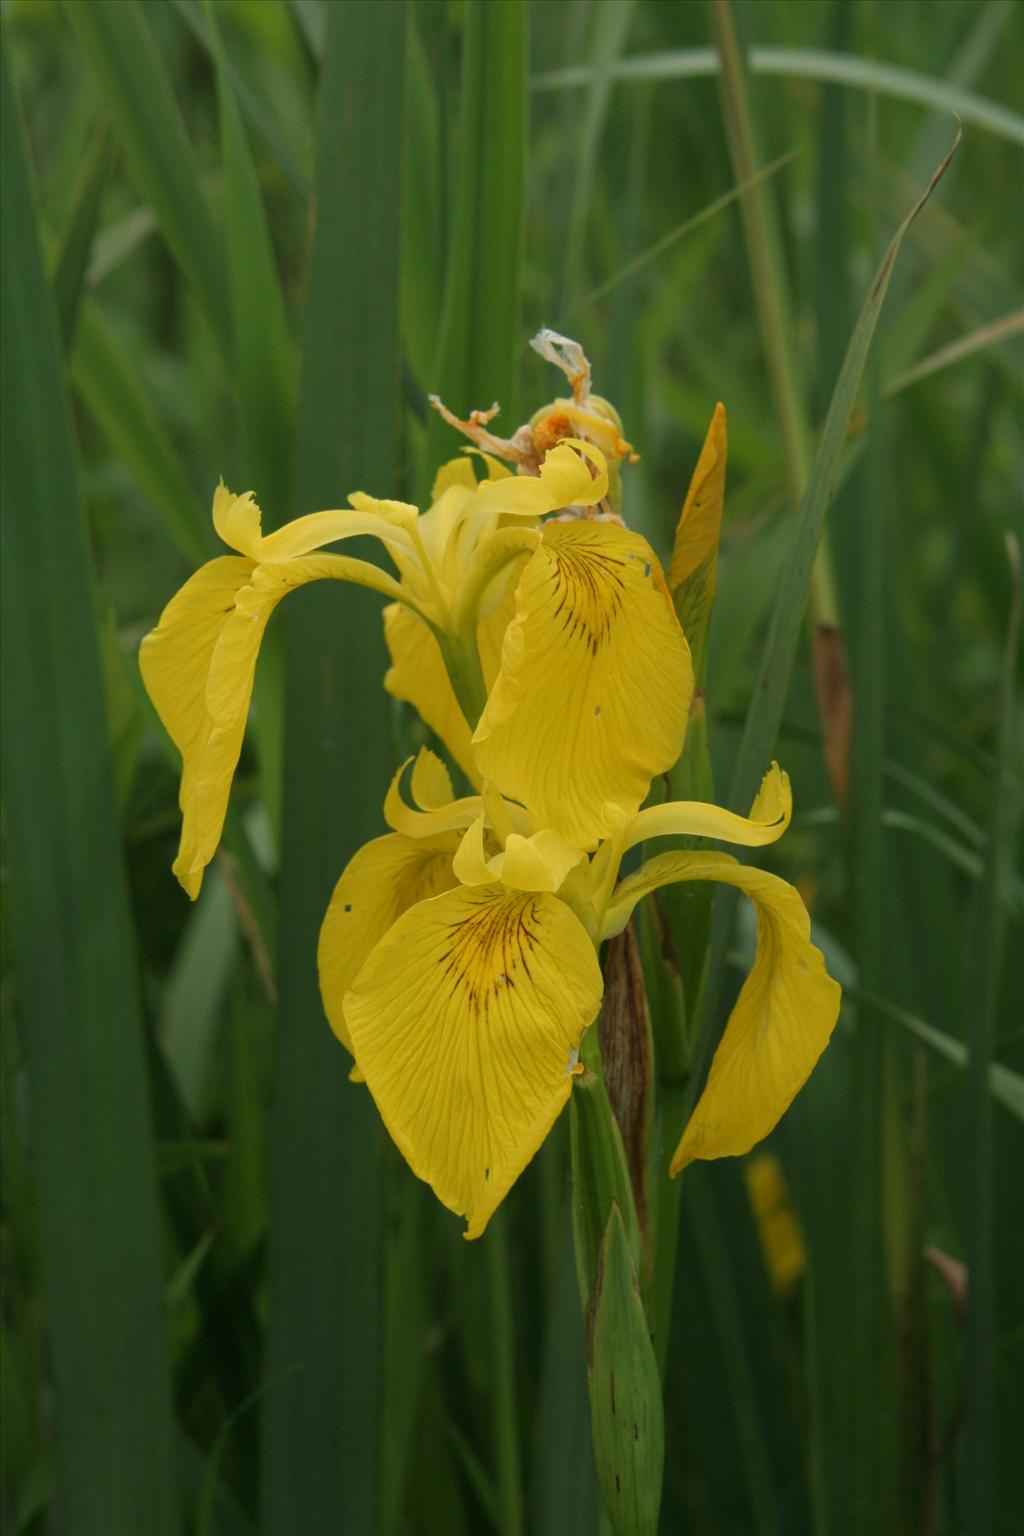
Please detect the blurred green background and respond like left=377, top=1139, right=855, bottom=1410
left=2, top=1, right=1021, bottom=1533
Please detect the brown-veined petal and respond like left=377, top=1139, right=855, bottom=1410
left=318, top=831, right=459, bottom=1056
left=345, top=885, right=604, bottom=1237
left=472, top=521, right=693, bottom=848
left=602, top=851, right=840, bottom=1169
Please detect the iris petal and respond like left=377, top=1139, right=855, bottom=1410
left=345, top=884, right=603, bottom=1237
left=603, top=850, right=840, bottom=1167
left=318, top=831, right=459, bottom=1055
left=473, top=521, right=692, bottom=848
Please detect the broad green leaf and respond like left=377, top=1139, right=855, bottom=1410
left=261, top=6, right=406, bottom=1533
left=0, top=35, right=179, bottom=1534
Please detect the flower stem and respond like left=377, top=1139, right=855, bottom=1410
left=487, top=1208, right=525, bottom=1536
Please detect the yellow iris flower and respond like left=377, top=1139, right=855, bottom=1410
left=140, top=374, right=840, bottom=1243
left=318, top=741, right=838, bottom=1239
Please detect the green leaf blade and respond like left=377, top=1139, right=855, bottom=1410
left=1, top=34, right=180, bottom=1536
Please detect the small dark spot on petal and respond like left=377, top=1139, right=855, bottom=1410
left=484, top=1167, right=490, bottom=1180
left=594, top=704, right=601, bottom=716
left=643, top=562, right=651, bottom=578
left=343, top=903, right=352, bottom=913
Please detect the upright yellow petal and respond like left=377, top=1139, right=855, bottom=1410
left=410, top=746, right=455, bottom=809
left=601, top=850, right=840, bottom=1169
left=383, top=605, right=477, bottom=777
left=669, top=405, right=727, bottom=682
left=473, top=521, right=693, bottom=848
left=382, top=565, right=522, bottom=779
left=345, top=885, right=603, bottom=1237
left=453, top=817, right=584, bottom=893
left=622, top=762, right=791, bottom=854
left=318, top=831, right=459, bottom=1055
left=213, top=483, right=263, bottom=556
left=669, top=404, right=727, bottom=592
left=383, top=756, right=481, bottom=839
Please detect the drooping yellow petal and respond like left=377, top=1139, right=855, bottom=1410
left=345, top=885, right=604, bottom=1237
left=622, top=762, right=791, bottom=855
left=141, top=552, right=400, bottom=899
left=139, top=556, right=253, bottom=897
left=473, top=521, right=693, bottom=848
left=602, top=851, right=840, bottom=1169
left=317, top=831, right=459, bottom=1055
left=211, top=480, right=417, bottom=565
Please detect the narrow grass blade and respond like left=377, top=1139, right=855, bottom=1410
left=0, top=38, right=179, bottom=1535
left=70, top=297, right=213, bottom=565
left=261, top=7, right=406, bottom=1533
left=727, top=128, right=959, bottom=819
left=684, top=130, right=960, bottom=1264
left=965, top=534, right=1021, bottom=1533
left=885, top=309, right=1024, bottom=398
left=578, top=148, right=798, bottom=309
left=532, top=46, right=1024, bottom=145
left=65, top=0, right=230, bottom=355
left=50, top=112, right=111, bottom=349
left=424, top=0, right=526, bottom=470
left=853, top=990, right=1024, bottom=1122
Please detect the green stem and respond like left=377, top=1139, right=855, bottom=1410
left=487, top=1209, right=525, bottom=1536
left=570, top=1042, right=641, bottom=1313
left=439, top=627, right=489, bottom=733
